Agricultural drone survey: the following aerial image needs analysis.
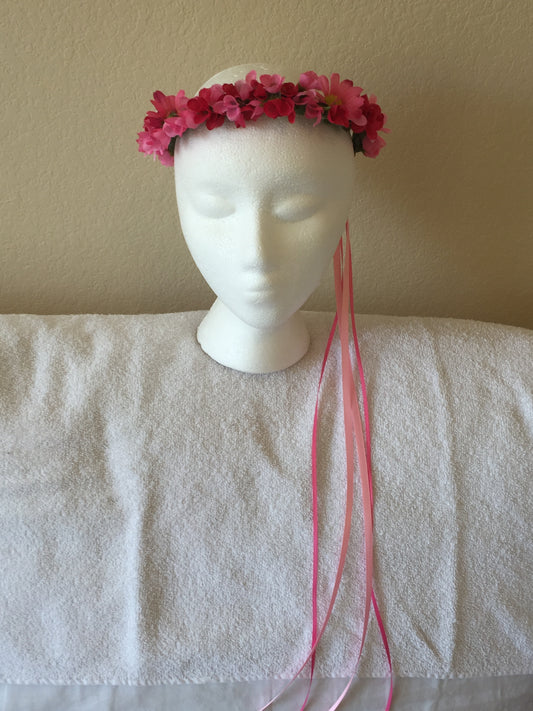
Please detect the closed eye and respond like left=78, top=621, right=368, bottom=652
left=272, top=195, right=323, bottom=222
left=190, top=193, right=235, bottom=219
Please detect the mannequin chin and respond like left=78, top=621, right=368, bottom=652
left=174, top=68, right=355, bottom=373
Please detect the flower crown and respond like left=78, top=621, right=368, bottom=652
left=138, top=70, right=388, bottom=167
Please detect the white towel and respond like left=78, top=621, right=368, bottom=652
left=0, top=312, right=531, bottom=684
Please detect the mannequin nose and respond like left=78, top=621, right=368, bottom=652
left=243, top=208, right=278, bottom=271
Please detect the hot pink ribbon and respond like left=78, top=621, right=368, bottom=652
left=259, top=224, right=392, bottom=710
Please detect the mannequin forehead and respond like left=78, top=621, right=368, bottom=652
left=174, top=118, right=355, bottom=194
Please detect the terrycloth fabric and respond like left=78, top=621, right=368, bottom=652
left=0, top=312, right=531, bottom=684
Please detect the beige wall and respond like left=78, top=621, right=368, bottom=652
left=1, top=0, right=531, bottom=328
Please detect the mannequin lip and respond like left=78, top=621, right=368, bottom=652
left=243, top=275, right=279, bottom=296
left=244, top=286, right=278, bottom=302
left=246, top=282, right=276, bottom=293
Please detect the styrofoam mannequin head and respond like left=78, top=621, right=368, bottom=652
left=174, top=65, right=356, bottom=373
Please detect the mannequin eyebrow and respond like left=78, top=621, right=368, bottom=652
left=186, top=181, right=237, bottom=195
left=183, top=176, right=335, bottom=199
left=271, top=180, right=335, bottom=198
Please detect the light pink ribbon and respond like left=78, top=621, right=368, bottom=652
left=259, top=224, right=392, bottom=710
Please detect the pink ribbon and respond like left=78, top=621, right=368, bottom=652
left=259, top=224, right=392, bottom=710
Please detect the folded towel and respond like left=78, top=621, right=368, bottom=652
left=0, top=312, right=531, bottom=684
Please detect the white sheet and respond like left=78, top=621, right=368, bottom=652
left=1, top=676, right=532, bottom=711
left=1, top=312, right=532, bottom=687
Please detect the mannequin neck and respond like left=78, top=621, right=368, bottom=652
left=196, top=299, right=310, bottom=374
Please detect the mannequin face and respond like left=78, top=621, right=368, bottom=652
left=174, top=117, right=355, bottom=330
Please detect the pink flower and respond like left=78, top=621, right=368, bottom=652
left=221, top=83, right=238, bottom=98
left=259, top=73, right=285, bottom=93
left=200, top=85, right=225, bottom=105
left=157, top=150, right=175, bottom=166
left=136, top=131, right=152, bottom=154
left=222, top=80, right=253, bottom=102
left=136, top=129, right=170, bottom=155
left=150, top=90, right=189, bottom=117
left=263, top=98, right=295, bottom=122
left=327, top=104, right=350, bottom=128
left=298, top=71, right=321, bottom=90
left=143, top=112, right=165, bottom=131
left=206, top=112, right=225, bottom=130
left=298, top=73, right=366, bottom=126
left=163, top=114, right=193, bottom=138
left=292, top=89, right=323, bottom=124
left=245, top=78, right=268, bottom=101
left=187, top=96, right=211, bottom=125
left=329, top=74, right=363, bottom=105
left=150, top=90, right=176, bottom=116
left=234, top=79, right=253, bottom=101
left=361, top=94, right=386, bottom=139
left=213, top=95, right=246, bottom=127
left=173, top=90, right=190, bottom=113
left=144, top=90, right=191, bottom=133
left=185, top=86, right=226, bottom=125
left=280, top=82, right=298, bottom=98
left=242, top=99, right=264, bottom=121
left=303, top=102, right=324, bottom=126
left=252, top=84, right=268, bottom=101
left=186, top=87, right=227, bottom=129
left=319, top=73, right=364, bottom=123
left=362, top=134, right=386, bottom=158
left=293, top=88, right=319, bottom=105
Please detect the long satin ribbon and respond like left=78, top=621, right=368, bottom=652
left=322, top=225, right=393, bottom=710
left=258, top=224, right=392, bottom=710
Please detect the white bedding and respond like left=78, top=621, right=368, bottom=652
left=1, top=676, right=532, bottom=711
left=0, top=312, right=532, bottom=706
